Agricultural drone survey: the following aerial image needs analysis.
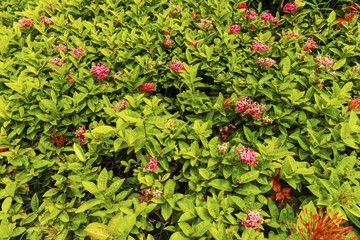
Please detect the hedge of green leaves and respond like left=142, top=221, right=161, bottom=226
left=0, top=0, right=360, bottom=239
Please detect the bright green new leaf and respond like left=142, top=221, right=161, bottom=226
left=73, top=143, right=86, bottom=162
left=97, top=168, right=108, bottom=192
left=84, top=222, right=112, bottom=240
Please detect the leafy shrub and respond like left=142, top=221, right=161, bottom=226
left=0, top=0, right=359, bottom=239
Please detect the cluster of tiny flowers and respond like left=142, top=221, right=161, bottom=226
left=262, top=116, right=274, bottom=124
left=170, top=4, right=183, bottom=14
left=217, top=142, right=228, bottom=152
left=75, top=124, right=88, bottom=144
left=53, top=44, right=67, bottom=52
left=169, top=60, right=185, bottom=71
left=146, top=156, right=159, bottom=172
left=235, top=146, right=257, bottom=166
left=48, top=57, right=64, bottom=66
left=250, top=41, right=269, bottom=52
left=163, top=36, right=172, bottom=47
left=113, top=99, right=128, bottom=111
left=235, top=96, right=267, bottom=120
left=354, top=66, right=360, bottom=74
left=314, top=56, right=334, bottom=69
left=258, top=57, right=275, bottom=67
left=71, top=46, right=86, bottom=58
left=284, top=30, right=300, bottom=40
left=237, top=2, right=247, bottom=9
left=229, top=24, right=241, bottom=34
left=348, top=98, right=360, bottom=111
left=189, top=11, right=197, bottom=19
left=303, top=38, right=316, bottom=51
left=198, top=19, right=213, bottom=29
left=66, top=76, right=76, bottom=84
left=139, top=83, right=155, bottom=92
left=138, top=187, right=162, bottom=203
left=164, top=119, right=175, bottom=130
left=40, top=15, right=54, bottom=25
left=244, top=9, right=258, bottom=19
left=337, top=3, right=358, bottom=27
left=241, top=210, right=264, bottom=229
left=18, top=17, right=34, bottom=28
left=283, top=2, right=298, bottom=12
left=90, top=62, right=109, bottom=80
left=261, top=12, right=280, bottom=24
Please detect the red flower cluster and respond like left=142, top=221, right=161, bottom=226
left=261, top=12, right=280, bottom=24
left=66, top=76, right=76, bottom=84
left=113, top=99, right=128, bottom=111
left=269, top=169, right=291, bottom=206
left=18, top=17, right=34, bottom=28
left=75, top=124, right=88, bottom=144
left=145, top=156, right=159, bottom=172
left=0, top=148, right=8, bottom=152
left=163, top=37, right=172, bottom=47
left=49, top=134, right=66, bottom=148
left=348, top=98, right=360, bottom=111
left=40, top=15, right=54, bottom=25
left=303, top=38, right=316, bottom=51
left=235, top=146, right=257, bottom=166
left=258, top=57, right=275, bottom=67
left=337, top=3, right=358, bottom=27
left=138, top=187, right=162, bottom=203
left=292, top=208, right=357, bottom=240
left=169, top=60, right=185, bottom=71
left=241, top=210, right=264, bottom=229
left=250, top=41, right=269, bottom=52
left=283, top=2, right=298, bottom=12
left=90, top=62, right=109, bottom=80
left=229, top=24, right=241, bottom=34
left=235, top=96, right=267, bottom=120
left=237, top=2, right=247, bottom=9
left=139, top=83, right=155, bottom=93
left=71, top=46, right=86, bottom=58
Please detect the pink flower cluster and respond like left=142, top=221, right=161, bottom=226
left=90, top=62, right=109, bottom=80
left=139, top=83, right=155, bottom=92
left=75, top=124, right=88, bottom=144
left=235, top=96, right=267, bottom=120
left=146, top=156, right=159, bottom=172
left=48, top=57, right=64, bottom=66
left=53, top=44, right=67, bottom=52
left=258, top=57, right=275, bottom=67
left=244, top=9, right=258, bottom=19
left=237, top=2, right=247, bottom=9
left=163, top=37, right=172, bottom=47
left=314, top=56, right=334, bottom=69
left=230, top=24, right=241, bottom=34
left=138, top=187, right=162, bottom=203
left=261, top=12, right=280, bottom=24
left=283, top=2, right=298, bottom=12
left=241, top=210, right=264, bottom=229
left=71, top=46, right=86, bottom=58
left=198, top=19, right=213, bottom=30
left=169, top=60, right=185, bottom=71
left=113, top=99, right=128, bottom=111
left=40, top=15, right=54, bottom=25
left=235, top=146, right=257, bottom=166
left=250, top=41, right=269, bottom=52
left=217, top=143, right=228, bottom=152
left=18, top=17, right=34, bottom=28
left=303, top=38, right=316, bottom=51
left=284, top=30, right=300, bottom=39
left=348, top=98, right=360, bottom=111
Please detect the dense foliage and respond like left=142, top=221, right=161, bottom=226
left=0, top=0, right=359, bottom=239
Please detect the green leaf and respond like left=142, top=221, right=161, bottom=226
left=207, top=197, right=220, bottom=218
left=332, top=58, right=346, bottom=70
left=238, top=171, right=259, bottom=184
left=97, top=168, right=108, bottom=192
left=208, top=179, right=232, bottom=191
left=104, top=179, right=125, bottom=198
left=169, top=232, right=189, bottom=240
left=84, top=223, right=112, bottom=240
left=31, top=193, right=39, bottom=212
left=327, top=10, right=336, bottom=23
left=280, top=56, right=291, bottom=75
left=1, top=197, right=12, bottom=214
left=161, top=202, right=173, bottom=221
left=92, top=126, right=115, bottom=135
left=75, top=199, right=103, bottom=213
left=117, top=214, right=136, bottom=238
left=73, top=143, right=86, bottom=162
left=178, top=222, right=193, bottom=237
left=82, top=181, right=99, bottom=195
left=164, top=179, right=176, bottom=198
